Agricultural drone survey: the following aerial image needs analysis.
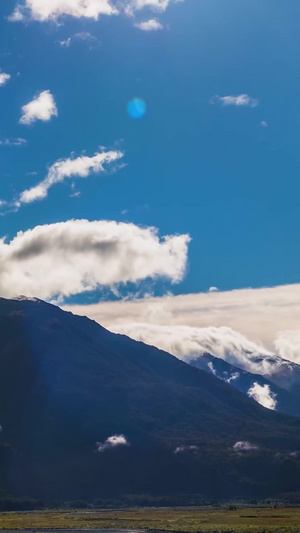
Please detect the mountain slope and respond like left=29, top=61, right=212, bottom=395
left=188, top=353, right=300, bottom=417
left=1, top=297, right=300, bottom=500
left=253, top=355, right=300, bottom=396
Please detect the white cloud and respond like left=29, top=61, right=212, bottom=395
left=135, top=19, right=163, bottom=31
left=17, top=149, right=123, bottom=205
left=0, top=72, right=11, bottom=86
left=10, top=0, right=118, bottom=21
left=127, top=0, right=180, bottom=13
left=233, top=441, right=259, bottom=453
left=211, top=94, right=258, bottom=107
left=20, top=90, right=58, bottom=125
left=247, top=382, right=277, bottom=410
left=10, top=0, right=180, bottom=21
left=274, top=330, right=300, bottom=364
left=0, top=138, right=27, bottom=146
left=0, top=220, right=190, bottom=300
left=208, top=286, right=218, bottom=293
left=261, top=120, right=268, bottom=127
left=96, top=434, right=129, bottom=452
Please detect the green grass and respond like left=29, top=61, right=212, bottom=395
left=1, top=507, right=300, bottom=532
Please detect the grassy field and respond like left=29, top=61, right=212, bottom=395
left=0, top=507, right=300, bottom=533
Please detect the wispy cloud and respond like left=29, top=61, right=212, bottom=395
left=207, top=361, right=216, bottom=376
left=174, top=445, right=198, bottom=454
left=211, top=94, right=258, bottom=107
left=0, top=138, right=27, bottom=146
left=20, top=90, right=58, bottom=125
left=58, top=33, right=100, bottom=49
left=96, top=434, right=129, bottom=452
left=59, top=38, right=71, bottom=47
left=74, top=32, right=100, bottom=47
left=248, top=382, right=277, bottom=410
left=135, top=19, right=163, bottom=31
left=16, top=149, right=123, bottom=205
left=0, top=72, right=11, bottom=86
left=0, top=219, right=190, bottom=300
left=226, top=372, right=240, bottom=384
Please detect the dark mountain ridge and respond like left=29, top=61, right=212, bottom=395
left=0, top=297, right=300, bottom=500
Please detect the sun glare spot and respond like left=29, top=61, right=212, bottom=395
left=127, top=98, right=146, bottom=119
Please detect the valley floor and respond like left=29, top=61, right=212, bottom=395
left=0, top=507, right=300, bottom=533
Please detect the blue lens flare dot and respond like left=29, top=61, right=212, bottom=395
left=127, top=98, right=146, bottom=119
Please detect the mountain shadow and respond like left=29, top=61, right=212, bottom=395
left=0, top=297, right=300, bottom=500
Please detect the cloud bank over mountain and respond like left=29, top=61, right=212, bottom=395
left=107, top=323, right=278, bottom=376
left=65, top=284, right=300, bottom=367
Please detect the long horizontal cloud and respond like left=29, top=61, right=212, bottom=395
left=16, top=149, right=123, bottom=206
left=64, top=284, right=300, bottom=366
left=0, top=138, right=27, bottom=146
left=0, top=220, right=190, bottom=300
left=10, top=0, right=180, bottom=21
left=108, top=323, right=278, bottom=375
left=211, top=94, right=258, bottom=107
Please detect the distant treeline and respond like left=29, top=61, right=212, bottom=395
left=1, top=493, right=300, bottom=511
left=0, top=498, right=45, bottom=511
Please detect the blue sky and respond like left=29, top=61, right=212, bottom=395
left=1, top=0, right=300, bottom=307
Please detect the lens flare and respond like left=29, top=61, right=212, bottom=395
left=127, top=98, right=146, bottom=119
